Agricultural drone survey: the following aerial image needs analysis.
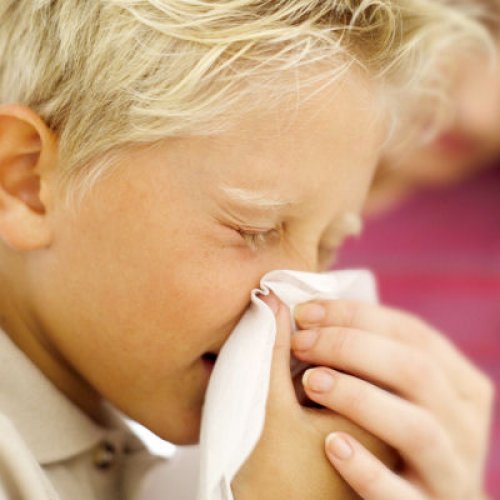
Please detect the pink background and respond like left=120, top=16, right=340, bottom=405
left=336, top=167, right=500, bottom=498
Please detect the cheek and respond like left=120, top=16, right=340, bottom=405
left=155, top=246, right=260, bottom=351
left=40, top=213, right=257, bottom=370
left=37, top=170, right=270, bottom=394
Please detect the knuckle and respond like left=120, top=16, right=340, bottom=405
left=394, top=309, right=438, bottom=349
left=415, top=325, right=438, bottom=350
left=357, top=465, right=384, bottom=497
left=461, top=369, right=496, bottom=407
left=402, top=409, right=442, bottom=453
left=342, top=381, right=367, bottom=414
left=399, top=351, right=435, bottom=393
left=332, top=300, right=362, bottom=329
left=478, top=373, right=495, bottom=406
left=437, top=462, right=469, bottom=499
left=346, top=302, right=365, bottom=330
left=324, top=326, right=352, bottom=357
left=409, top=319, right=437, bottom=349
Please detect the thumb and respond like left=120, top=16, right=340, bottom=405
left=260, top=293, right=297, bottom=409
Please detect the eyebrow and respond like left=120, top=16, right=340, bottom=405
left=220, top=184, right=363, bottom=238
left=219, top=185, right=295, bottom=211
left=327, top=212, right=363, bottom=242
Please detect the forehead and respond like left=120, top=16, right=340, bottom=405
left=183, top=69, right=384, bottom=189
left=145, top=68, right=385, bottom=229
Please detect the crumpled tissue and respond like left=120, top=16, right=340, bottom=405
left=197, top=268, right=378, bottom=500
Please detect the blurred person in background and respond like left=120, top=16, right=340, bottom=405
left=367, top=0, right=500, bottom=214
left=337, top=0, right=500, bottom=496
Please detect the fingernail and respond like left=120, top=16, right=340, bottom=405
left=291, top=330, right=318, bottom=351
left=302, top=368, right=334, bottom=392
left=295, top=303, right=325, bottom=325
left=260, top=293, right=280, bottom=315
left=326, top=433, right=353, bottom=460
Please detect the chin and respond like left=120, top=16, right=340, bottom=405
left=166, top=428, right=200, bottom=446
left=145, top=407, right=203, bottom=445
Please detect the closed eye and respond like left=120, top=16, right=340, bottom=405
left=236, top=225, right=284, bottom=250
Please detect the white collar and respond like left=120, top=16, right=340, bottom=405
left=0, top=328, right=134, bottom=465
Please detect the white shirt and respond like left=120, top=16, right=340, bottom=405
left=0, top=329, right=165, bottom=500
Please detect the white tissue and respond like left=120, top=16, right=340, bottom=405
left=197, top=269, right=378, bottom=500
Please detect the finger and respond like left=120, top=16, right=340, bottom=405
left=259, top=293, right=296, bottom=409
left=293, top=327, right=493, bottom=469
left=325, top=432, right=425, bottom=500
left=292, top=326, right=463, bottom=425
left=303, top=367, right=466, bottom=497
left=295, top=299, right=486, bottom=401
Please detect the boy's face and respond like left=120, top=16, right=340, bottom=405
left=27, top=75, right=382, bottom=443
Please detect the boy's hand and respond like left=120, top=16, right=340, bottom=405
left=291, top=299, right=495, bottom=499
left=232, top=294, right=398, bottom=499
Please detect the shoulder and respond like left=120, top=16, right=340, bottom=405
left=0, top=413, right=58, bottom=499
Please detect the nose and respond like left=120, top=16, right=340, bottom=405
left=267, top=238, right=320, bottom=274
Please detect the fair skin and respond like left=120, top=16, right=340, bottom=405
left=0, top=72, right=395, bottom=498
left=235, top=292, right=493, bottom=499
left=0, top=69, right=493, bottom=498
left=291, top=298, right=494, bottom=499
left=368, top=39, right=500, bottom=214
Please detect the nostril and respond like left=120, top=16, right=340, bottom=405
left=202, top=352, right=218, bottom=363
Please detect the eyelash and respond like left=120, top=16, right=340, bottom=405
left=236, top=225, right=284, bottom=250
left=235, top=225, right=340, bottom=267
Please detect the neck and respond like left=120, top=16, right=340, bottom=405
left=0, top=268, right=107, bottom=425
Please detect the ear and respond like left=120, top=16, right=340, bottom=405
left=0, top=105, right=57, bottom=251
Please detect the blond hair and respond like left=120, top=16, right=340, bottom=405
left=0, top=0, right=490, bottom=194
left=441, top=0, right=500, bottom=33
